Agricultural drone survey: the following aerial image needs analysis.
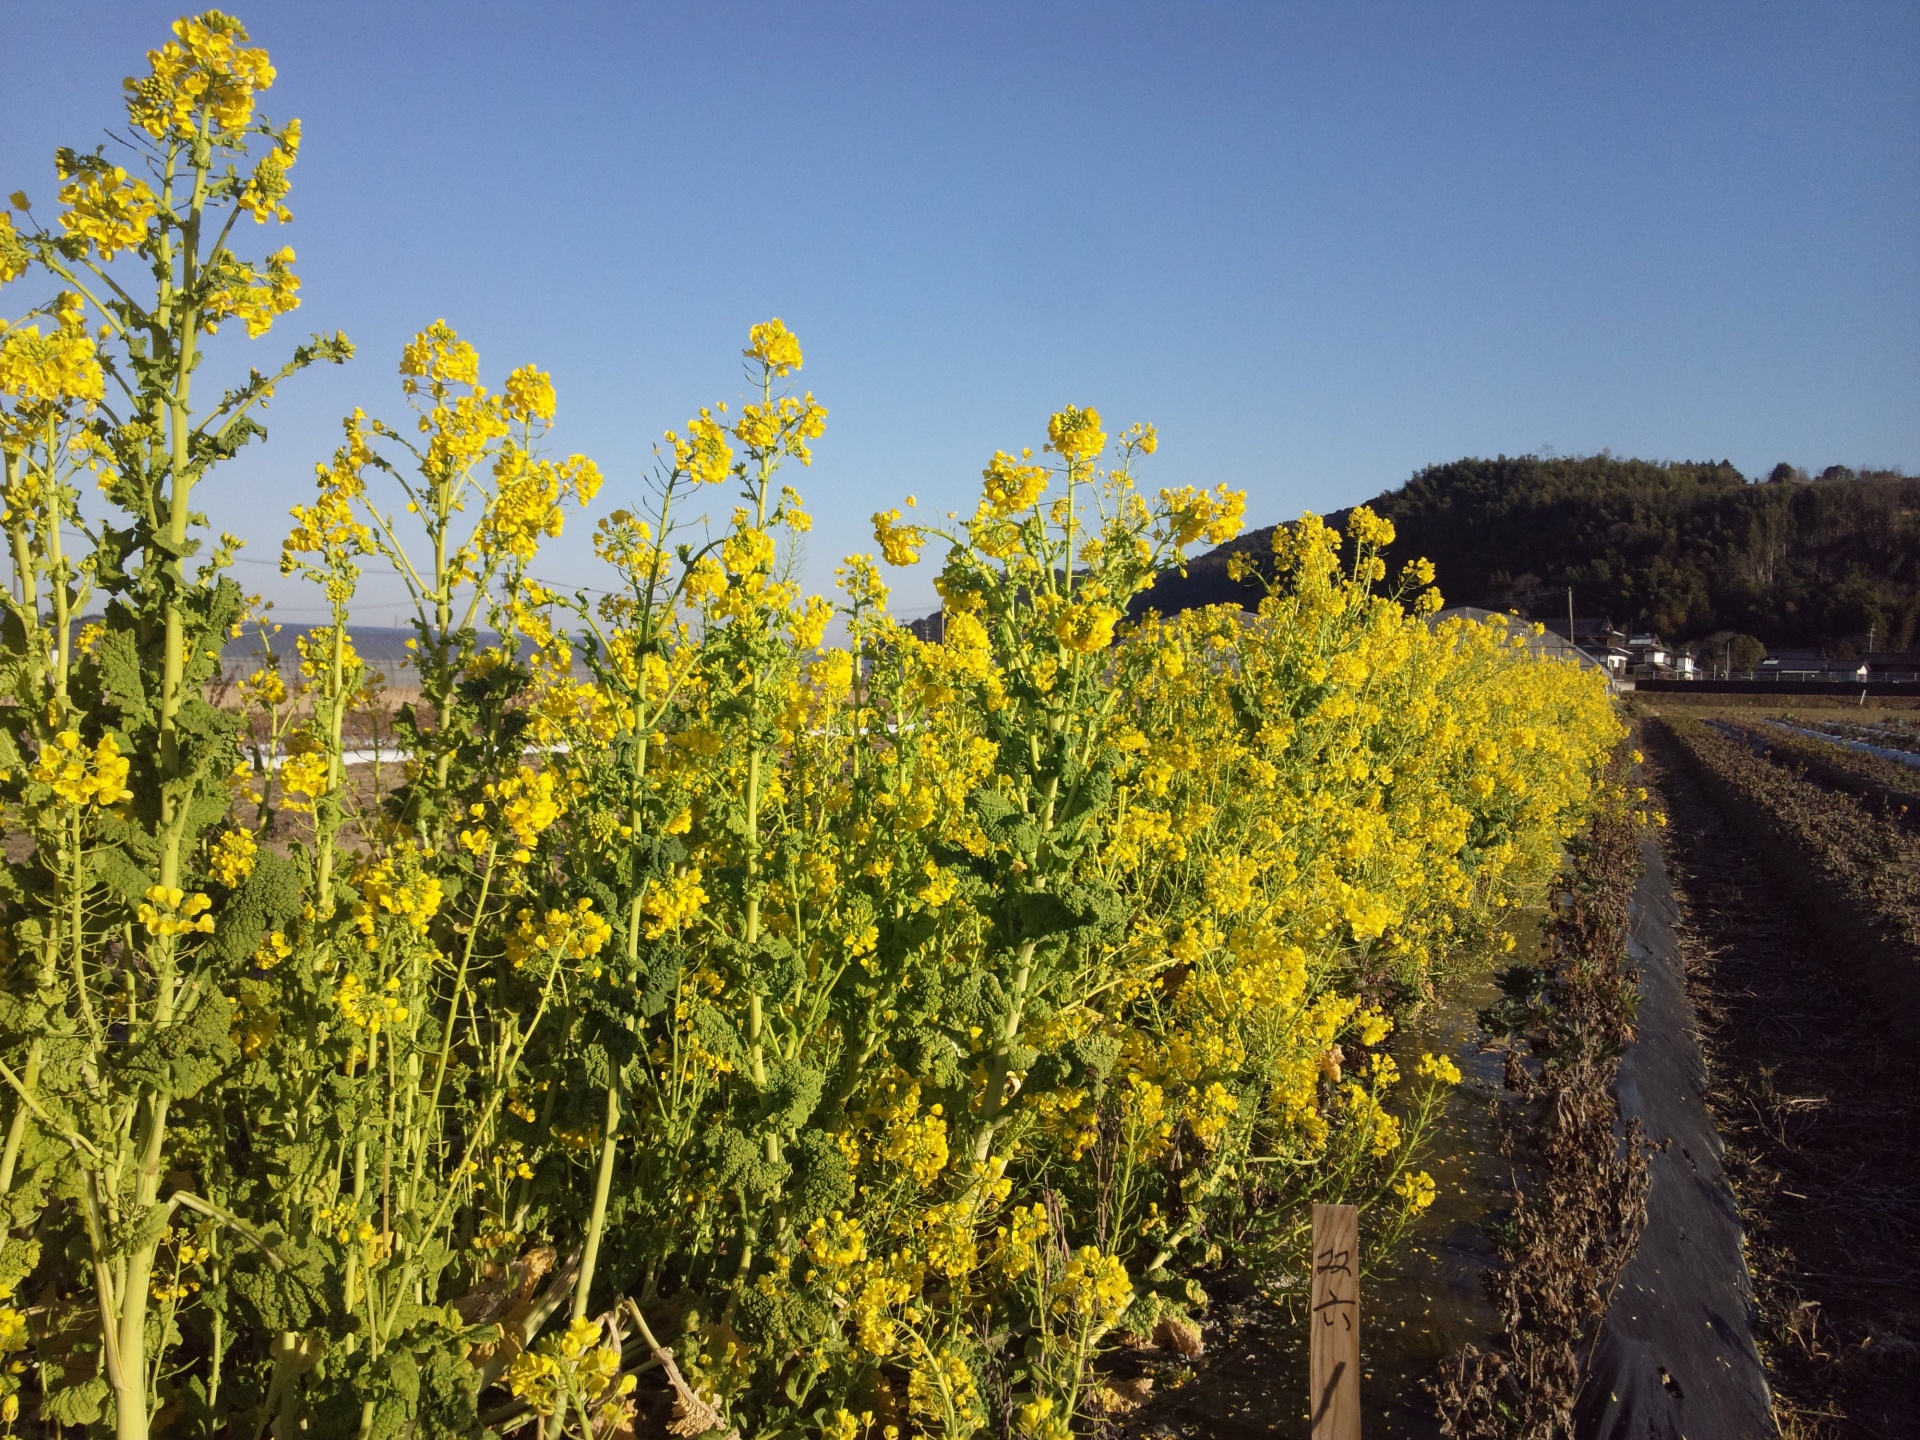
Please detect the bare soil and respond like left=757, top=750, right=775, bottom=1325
left=1643, top=724, right=1920, bottom=1438
left=1714, top=722, right=1920, bottom=837
left=1631, top=694, right=1920, bottom=714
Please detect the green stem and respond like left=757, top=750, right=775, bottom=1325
left=572, top=1082, right=621, bottom=1322
left=111, top=1090, right=169, bottom=1440
left=410, top=844, right=496, bottom=1213
left=972, top=939, right=1039, bottom=1164
left=315, top=615, right=349, bottom=917
left=0, top=1041, right=42, bottom=1193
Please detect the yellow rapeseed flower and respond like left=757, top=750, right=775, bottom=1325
left=124, top=11, right=275, bottom=141
left=139, top=886, right=215, bottom=939
left=1054, top=598, right=1120, bottom=654
left=335, top=971, right=407, bottom=1036
left=746, top=317, right=804, bottom=375
left=208, top=828, right=258, bottom=888
left=32, top=730, right=132, bottom=808
left=641, top=869, right=707, bottom=940
left=1046, top=404, right=1106, bottom=462
left=872, top=508, right=924, bottom=567
left=502, top=364, right=557, bottom=423
left=982, top=451, right=1048, bottom=514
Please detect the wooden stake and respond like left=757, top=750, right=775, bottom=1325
left=1310, top=1202, right=1361, bottom=1440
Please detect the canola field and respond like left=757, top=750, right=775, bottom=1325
left=0, top=15, right=1621, bottom=1439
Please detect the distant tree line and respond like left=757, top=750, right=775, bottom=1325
left=1140, top=456, right=1920, bottom=656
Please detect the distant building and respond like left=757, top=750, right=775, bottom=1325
left=1861, top=650, right=1920, bottom=682
left=1757, top=649, right=1870, bottom=681
left=1626, top=633, right=1676, bottom=677
left=1529, top=627, right=1696, bottom=680
left=1539, top=618, right=1632, bottom=675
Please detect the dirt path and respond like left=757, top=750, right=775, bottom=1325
left=1643, top=726, right=1920, bottom=1438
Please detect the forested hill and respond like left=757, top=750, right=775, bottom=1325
left=1139, top=457, right=1920, bottom=651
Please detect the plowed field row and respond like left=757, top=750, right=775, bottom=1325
left=1669, top=719, right=1920, bottom=961
left=1729, top=722, right=1920, bottom=835
left=1645, top=717, right=1920, bottom=1437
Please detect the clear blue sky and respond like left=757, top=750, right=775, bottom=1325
left=6, top=1, right=1917, bottom=623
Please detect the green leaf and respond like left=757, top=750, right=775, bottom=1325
left=763, top=1059, right=823, bottom=1131
left=113, top=991, right=237, bottom=1100
left=228, top=1229, right=333, bottom=1333
left=210, top=848, right=303, bottom=967
left=42, top=1376, right=109, bottom=1427
left=0, top=1236, right=41, bottom=1293
left=94, top=627, right=153, bottom=730
left=788, top=1129, right=852, bottom=1226
left=89, top=844, right=152, bottom=907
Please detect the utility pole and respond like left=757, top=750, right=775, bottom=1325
left=1567, top=586, right=1577, bottom=658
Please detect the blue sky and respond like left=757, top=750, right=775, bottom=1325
left=5, top=1, right=1916, bottom=623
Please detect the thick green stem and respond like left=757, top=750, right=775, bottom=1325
left=971, top=939, right=1039, bottom=1163
left=573, top=1082, right=621, bottom=1322
left=263, top=1331, right=303, bottom=1440
left=3, top=453, right=30, bottom=611
left=156, top=328, right=197, bottom=896
left=0, top=1040, right=42, bottom=1193
left=207, top=1282, right=224, bottom=1423
left=111, top=1091, right=169, bottom=1440
left=44, top=457, right=75, bottom=716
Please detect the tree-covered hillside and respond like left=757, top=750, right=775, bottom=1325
left=1142, top=457, right=1920, bottom=652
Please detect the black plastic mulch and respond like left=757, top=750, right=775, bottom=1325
left=1575, top=836, right=1775, bottom=1438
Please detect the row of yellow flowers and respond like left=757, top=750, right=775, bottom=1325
left=0, top=14, right=1621, bottom=1439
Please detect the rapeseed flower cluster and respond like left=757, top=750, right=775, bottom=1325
left=506, top=897, right=614, bottom=973
left=124, top=11, right=275, bottom=140
left=138, top=886, right=215, bottom=938
left=31, top=730, right=131, bottom=807
left=1050, top=1246, right=1133, bottom=1329
left=505, top=1316, right=636, bottom=1423
left=334, top=971, right=407, bottom=1036
left=352, top=845, right=444, bottom=950
left=52, top=154, right=159, bottom=262
left=207, top=827, right=257, bottom=887
left=640, top=867, right=707, bottom=939
left=465, top=764, right=563, bottom=864
left=0, top=292, right=105, bottom=439
left=276, top=748, right=330, bottom=813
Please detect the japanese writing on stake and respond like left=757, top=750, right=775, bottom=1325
left=1310, top=1202, right=1362, bottom=1440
